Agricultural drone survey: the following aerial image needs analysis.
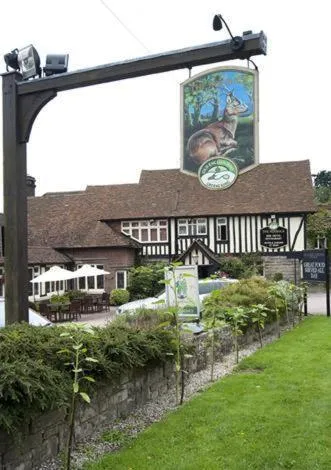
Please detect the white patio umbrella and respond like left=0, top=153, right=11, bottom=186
left=30, top=266, right=77, bottom=283
left=72, top=264, right=110, bottom=291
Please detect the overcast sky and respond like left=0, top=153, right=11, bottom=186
left=0, top=0, right=329, bottom=210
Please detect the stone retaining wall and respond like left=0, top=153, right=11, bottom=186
left=0, top=324, right=274, bottom=470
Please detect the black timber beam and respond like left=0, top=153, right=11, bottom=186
left=17, top=32, right=266, bottom=95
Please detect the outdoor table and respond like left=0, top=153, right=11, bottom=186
left=47, top=302, right=71, bottom=322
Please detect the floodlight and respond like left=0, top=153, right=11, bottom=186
left=4, top=49, right=19, bottom=72
left=17, top=45, right=41, bottom=79
left=43, top=54, right=69, bottom=76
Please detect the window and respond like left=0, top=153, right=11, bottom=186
left=77, top=264, right=105, bottom=290
left=316, top=237, right=327, bottom=249
left=178, top=218, right=207, bottom=236
left=121, top=220, right=168, bottom=243
left=216, top=218, right=228, bottom=241
left=116, top=271, right=127, bottom=289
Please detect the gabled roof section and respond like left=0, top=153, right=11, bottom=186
left=176, top=239, right=221, bottom=265
left=28, top=191, right=138, bottom=249
left=95, top=160, right=316, bottom=220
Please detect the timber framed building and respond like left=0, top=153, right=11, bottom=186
left=0, top=160, right=317, bottom=296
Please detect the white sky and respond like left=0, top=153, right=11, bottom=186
left=0, top=0, right=330, bottom=211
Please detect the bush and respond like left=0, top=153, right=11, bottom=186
left=203, top=276, right=280, bottom=325
left=49, top=293, right=70, bottom=304
left=66, top=290, right=87, bottom=301
left=127, top=262, right=167, bottom=300
left=0, top=321, right=175, bottom=435
left=110, top=289, right=130, bottom=306
left=217, top=253, right=263, bottom=279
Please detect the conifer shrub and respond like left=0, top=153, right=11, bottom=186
left=0, top=321, right=175, bottom=435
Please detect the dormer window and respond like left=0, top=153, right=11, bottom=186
left=121, top=220, right=168, bottom=243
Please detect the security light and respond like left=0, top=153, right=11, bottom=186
left=43, top=54, right=69, bottom=76
left=17, top=45, right=41, bottom=79
left=213, top=14, right=244, bottom=51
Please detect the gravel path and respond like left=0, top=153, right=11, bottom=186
left=38, top=326, right=287, bottom=470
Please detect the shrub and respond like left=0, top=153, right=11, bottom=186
left=50, top=293, right=70, bottom=304
left=203, top=276, right=280, bottom=325
left=217, top=253, right=263, bottom=279
left=66, top=290, right=87, bottom=301
left=127, top=262, right=167, bottom=300
left=0, top=321, right=175, bottom=435
left=109, top=289, right=130, bottom=306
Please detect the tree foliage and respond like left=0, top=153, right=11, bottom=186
left=314, top=170, right=331, bottom=188
left=127, top=262, right=167, bottom=300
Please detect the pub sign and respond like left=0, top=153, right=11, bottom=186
left=180, top=66, right=259, bottom=185
left=260, top=226, right=288, bottom=249
left=302, top=250, right=326, bottom=282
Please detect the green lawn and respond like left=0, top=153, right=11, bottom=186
left=86, top=317, right=331, bottom=470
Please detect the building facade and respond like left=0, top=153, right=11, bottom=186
left=0, top=160, right=316, bottom=296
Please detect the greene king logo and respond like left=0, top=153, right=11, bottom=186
left=198, top=157, right=238, bottom=190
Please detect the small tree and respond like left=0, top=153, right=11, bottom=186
left=57, top=325, right=98, bottom=470
left=223, top=306, right=247, bottom=364
left=248, top=303, right=269, bottom=348
left=203, top=313, right=225, bottom=381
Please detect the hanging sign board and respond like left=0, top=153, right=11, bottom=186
left=302, top=250, right=326, bottom=282
left=260, top=226, right=288, bottom=249
left=180, top=66, right=259, bottom=189
left=165, top=265, right=200, bottom=319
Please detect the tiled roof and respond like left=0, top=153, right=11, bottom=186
left=91, top=160, right=316, bottom=219
left=27, top=191, right=138, bottom=249
left=26, top=160, right=316, bottom=257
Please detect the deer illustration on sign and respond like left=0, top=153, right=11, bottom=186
left=187, top=89, right=248, bottom=165
left=181, top=67, right=258, bottom=176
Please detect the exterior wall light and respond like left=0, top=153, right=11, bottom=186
left=43, top=54, right=69, bottom=76
left=4, top=45, right=41, bottom=79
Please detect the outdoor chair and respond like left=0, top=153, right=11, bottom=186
left=69, top=300, right=81, bottom=321
left=101, top=292, right=110, bottom=311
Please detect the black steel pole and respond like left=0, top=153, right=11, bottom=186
left=2, top=72, right=29, bottom=323
left=325, top=248, right=330, bottom=317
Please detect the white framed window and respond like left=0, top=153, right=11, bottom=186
left=116, top=271, right=127, bottom=289
left=216, top=217, right=228, bottom=241
left=77, top=264, right=105, bottom=290
left=121, top=220, right=168, bottom=243
left=316, top=237, right=327, bottom=249
left=177, top=218, right=207, bottom=236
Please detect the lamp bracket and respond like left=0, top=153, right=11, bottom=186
left=18, top=88, right=57, bottom=143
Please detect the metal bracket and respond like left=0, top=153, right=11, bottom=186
left=18, top=89, right=57, bottom=143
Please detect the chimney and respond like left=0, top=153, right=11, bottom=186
left=26, top=175, right=36, bottom=197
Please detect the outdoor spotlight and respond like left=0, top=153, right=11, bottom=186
left=17, top=45, right=41, bottom=79
left=213, top=15, right=223, bottom=31
left=212, top=14, right=244, bottom=52
left=4, top=49, right=19, bottom=72
left=43, top=54, right=69, bottom=76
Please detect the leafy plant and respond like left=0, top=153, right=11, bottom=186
left=127, top=262, right=167, bottom=300
left=247, top=304, right=269, bottom=348
left=223, top=307, right=247, bottom=364
left=57, top=324, right=98, bottom=470
left=203, top=313, right=225, bottom=381
left=160, top=263, right=195, bottom=405
left=109, top=288, right=129, bottom=306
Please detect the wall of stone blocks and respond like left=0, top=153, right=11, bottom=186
left=0, top=327, right=234, bottom=470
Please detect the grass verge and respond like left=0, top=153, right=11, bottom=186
left=85, top=317, right=331, bottom=470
